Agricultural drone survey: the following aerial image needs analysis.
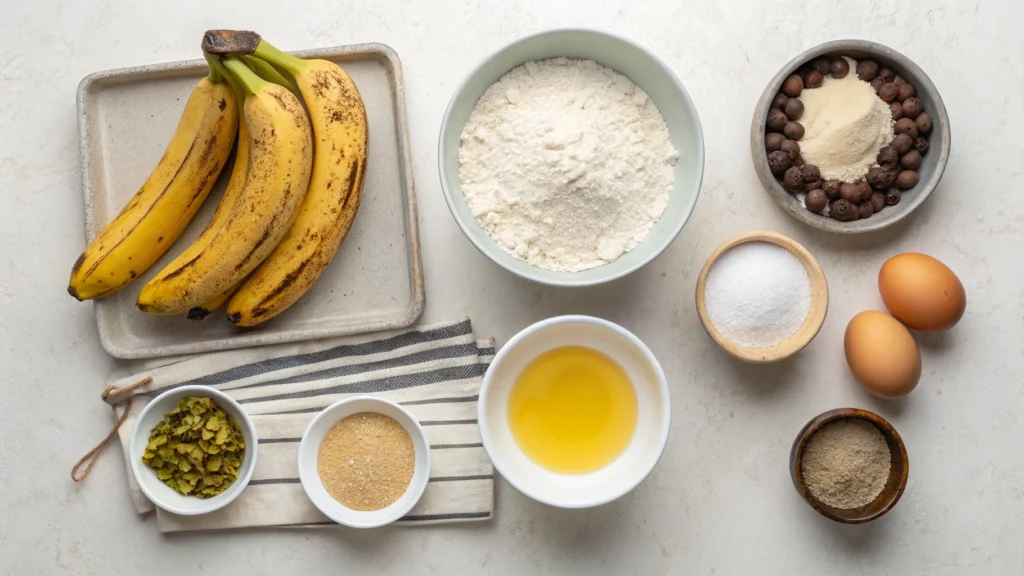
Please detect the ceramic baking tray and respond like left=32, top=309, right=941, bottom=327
left=77, top=43, right=424, bottom=359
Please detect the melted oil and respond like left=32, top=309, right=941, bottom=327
left=507, top=345, right=638, bottom=474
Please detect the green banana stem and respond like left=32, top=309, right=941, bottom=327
left=251, top=40, right=308, bottom=76
left=214, top=57, right=246, bottom=105
left=221, top=56, right=269, bottom=97
left=242, top=55, right=300, bottom=96
left=204, top=52, right=226, bottom=83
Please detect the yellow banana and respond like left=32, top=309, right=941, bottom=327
left=136, top=56, right=313, bottom=314
left=67, top=56, right=237, bottom=300
left=187, top=285, right=236, bottom=320
left=183, top=56, right=292, bottom=321
left=203, top=32, right=368, bottom=327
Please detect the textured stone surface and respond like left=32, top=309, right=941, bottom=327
left=1, top=1, right=1023, bottom=574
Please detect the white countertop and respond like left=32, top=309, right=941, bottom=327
left=2, top=1, right=1023, bottom=574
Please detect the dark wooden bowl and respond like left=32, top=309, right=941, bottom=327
left=790, top=408, right=909, bottom=523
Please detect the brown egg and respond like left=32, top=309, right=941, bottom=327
left=844, top=311, right=921, bottom=399
left=878, top=253, right=966, bottom=331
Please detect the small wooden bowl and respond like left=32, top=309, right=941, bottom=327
left=695, top=231, right=828, bottom=363
left=790, top=408, right=909, bottom=524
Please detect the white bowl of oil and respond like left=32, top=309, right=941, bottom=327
left=479, top=315, right=671, bottom=508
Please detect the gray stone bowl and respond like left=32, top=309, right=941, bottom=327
left=751, top=40, right=950, bottom=234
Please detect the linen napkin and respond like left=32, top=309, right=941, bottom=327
left=105, top=318, right=495, bottom=531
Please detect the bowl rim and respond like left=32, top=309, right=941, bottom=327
left=750, top=38, right=951, bottom=234
left=438, top=26, right=705, bottom=287
left=296, top=395, right=431, bottom=528
left=789, top=408, right=910, bottom=523
left=695, top=231, right=829, bottom=363
left=128, top=384, right=258, bottom=516
left=478, top=314, right=672, bottom=508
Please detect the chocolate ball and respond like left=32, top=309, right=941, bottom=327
left=871, top=191, right=886, bottom=212
left=878, top=82, right=899, bottom=103
left=900, top=150, right=923, bottom=170
left=783, top=121, right=805, bottom=140
left=866, top=167, right=885, bottom=188
left=840, top=182, right=861, bottom=204
left=894, top=117, right=919, bottom=139
left=902, top=98, right=923, bottom=118
left=877, top=146, right=899, bottom=170
left=870, top=77, right=885, bottom=93
left=767, top=108, right=788, bottom=132
left=886, top=188, right=902, bottom=205
left=784, top=98, right=804, bottom=120
left=859, top=201, right=875, bottom=219
left=897, top=170, right=919, bottom=189
left=801, top=164, right=821, bottom=182
left=805, top=188, right=828, bottom=212
left=765, top=132, right=785, bottom=152
left=890, top=101, right=903, bottom=120
left=878, top=66, right=896, bottom=82
left=877, top=169, right=896, bottom=190
left=897, top=82, right=916, bottom=101
left=830, top=58, right=850, bottom=79
left=914, top=136, right=929, bottom=155
left=767, top=150, right=792, bottom=174
left=815, top=57, right=833, bottom=74
left=915, top=113, right=933, bottom=134
left=783, top=166, right=804, bottom=192
left=783, top=74, right=804, bottom=97
left=823, top=180, right=842, bottom=200
left=772, top=93, right=789, bottom=109
left=830, top=199, right=855, bottom=221
left=857, top=180, right=873, bottom=202
left=804, top=179, right=823, bottom=192
left=891, top=133, right=913, bottom=154
left=780, top=139, right=801, bottom=160
left=805, top=70, right=824, bottom=88
left=857, top=60, right=880, bottom=81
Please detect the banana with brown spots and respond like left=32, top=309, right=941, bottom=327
left=135, top=56, right=313, bottom=314
left=203, top=32, right=368, bottom=327
left=67, top=54, right=237, bottom=301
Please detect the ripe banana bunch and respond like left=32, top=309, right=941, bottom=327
left=136, top=56, right=313, bottom=314
left=203, top=30, right=368, bottom=327
left=67, top=57, right=237, bottom=300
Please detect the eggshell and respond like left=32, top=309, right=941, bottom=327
left=844, top=311, right=921, bottom=399
left=878, top=253, right=966, bottom=332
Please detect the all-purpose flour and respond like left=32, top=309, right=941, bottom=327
left=458, top=58, right=677, bottom=272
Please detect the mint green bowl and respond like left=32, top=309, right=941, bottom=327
left=438, top=28, right=704, bottom=287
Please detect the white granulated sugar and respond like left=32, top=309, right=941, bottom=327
left=704, top=242, right=811, bottom=348
left=458, top=58, right=678, bottom=272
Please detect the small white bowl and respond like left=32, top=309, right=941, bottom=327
left=297, top=396, right=430, bottom=528
left=479, top=315, right=671, bottom=508
left=438, top=27, right=705, bottom=287
left=129, top=385, right=258, bottom=516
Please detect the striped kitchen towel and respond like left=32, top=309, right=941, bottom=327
left=105, top=318, right=495, bottom=532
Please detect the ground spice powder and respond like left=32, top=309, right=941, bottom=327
left=801, top=418, right=891, bottom=509
left=317, top=412, right=415, bottom=511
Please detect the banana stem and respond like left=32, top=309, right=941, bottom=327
left=204, top=52, right=225, bottom=83
left=242, top=55, right=300, bottom=96
left=209, top=54, right=243, bottom=103
left=221, top=56, right=269, bottom=97
left=252, top=40, right=307, bottom=76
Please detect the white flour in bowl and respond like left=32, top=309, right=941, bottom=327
left=458, top=58, right=677, bottom=272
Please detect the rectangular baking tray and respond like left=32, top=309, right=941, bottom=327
left=77, top=43, right=424, bottom=359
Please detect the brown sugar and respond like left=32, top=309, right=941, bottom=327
left=801, top=418, right=891, bottom=509
left=317, top=412, right=415, bottom=511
